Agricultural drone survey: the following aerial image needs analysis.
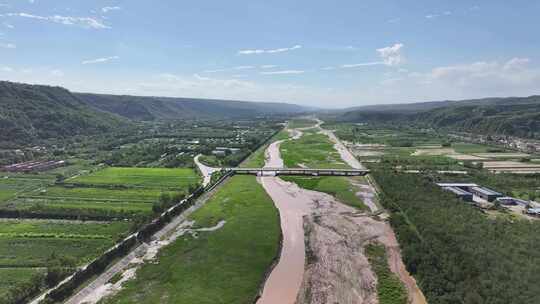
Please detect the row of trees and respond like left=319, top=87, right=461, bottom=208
left=372, top=166, right=540, bottom=304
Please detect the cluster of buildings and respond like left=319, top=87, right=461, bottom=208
left=1, top=160, right=66, bottom=173
left=437, top=183, right=503, bottom=202
left=449, top=132, right=540, bottom=154
left=212, top=147, right=241, bottom=156
left=437, top=182, right=540, bottom=217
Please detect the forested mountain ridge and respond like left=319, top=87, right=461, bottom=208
left=0, top=81, right=128, bottom=147
left=337, top=95, right=540, bottom=138
left=76, top=93, right=309, bottom=121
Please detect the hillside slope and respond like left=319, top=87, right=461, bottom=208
left=337, top=95, right=540, bottom=138
left=76, top=93, right=308, bottom=121
left=0, top=82, right=128, bottom=147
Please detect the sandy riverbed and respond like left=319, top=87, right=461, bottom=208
left=258, top=124, right=427, bottom=304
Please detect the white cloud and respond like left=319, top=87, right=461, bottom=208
left=0, top=66, right=13, bottom=72
left=5, top=12, right=110, bottom=29
left=234, top=65, right=255, bottom=70
left=3, top=22, right=14, bottom=29
left=426, top=58, right=540, bottom=88
left=203, top=69, right=227, bottom=73
left=376, top=43, right=404, bottom=66
left=0, top=42, right=15, bottom=48
left=341, top=62, right=383, bottom=68
left=82, top=56, right=119, bottom=64
left=260, top=70, right=304, bottom=75
left=238, top=45, right=302, bottom=55
left=260, top=65, right=277, bottom=69
left=102, top=6, right=121, bottom=13
left=426, top=11, right=452, bottom=19
left=383, top=57, right=540, bottom=100
left=504, top=57, right=529, bottom=70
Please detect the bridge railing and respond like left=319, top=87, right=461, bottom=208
left=224, top=167, right=369, bottom=177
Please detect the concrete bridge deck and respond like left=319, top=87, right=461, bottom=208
left=225, top=167, right=369, bottom=177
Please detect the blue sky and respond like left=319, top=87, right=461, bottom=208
left=1, top=0, right=539, bottom=108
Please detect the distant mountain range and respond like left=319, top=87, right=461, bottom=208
left=335, top=95, right=540, bottom=139
left=0, top=81, right=309, bottom=147
left=76, top=93, right=308, bottom=121
left=3, top=79, right=539, bottom=146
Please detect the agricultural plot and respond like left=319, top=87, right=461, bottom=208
left=287, top=118, right=319, bottom=129
left=0, top=219, right=131, bottom=300
left=26, top=186, right=170, bottom=202
left=0, top=268, right=45, bottom=300
left=1, top=167, right=201, bottom=220
left=101, top=175, right=280, bottom=304
left=0, top=166, right=200, bottom=302
left=0, top=177, right=51, bottom=203
left=68, top=167, right=200, bottom=189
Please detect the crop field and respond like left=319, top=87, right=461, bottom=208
left=0, top=167, right=201, bottom=220
left=0, top=219, right=130, bottom=299
left=0, top=268, right=45, bottom=299
left=280, top=133, right=348, bottom=169
left=451, top=143, right=494, bottom=154
left=0, top=189, right=16, bottom=202
left=0, top=166, right=200, bottom=302
left=288, top=118, right=319, bottom=129
left=102, top=175, right=280, bottom=304
left=329, top=124, right=445, bottom=147
left=0, top=177, right=51, bottom=203
left=26, top=186, right=170, bottom=202
left=67, top=167, right=200, bottom=189
left=0, top=219, right=130, bottom=237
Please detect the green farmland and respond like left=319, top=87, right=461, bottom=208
left=0, top=219, right=131, bottom=300
left=287, top=118, right=319, bottom=129
left=102, top=175, right=280, bottom=304
left=0, top=166, right=199, bottom=303
left=68, top=167, right=200, bottom=189
left=29, top=186, right=172, bottom=202
left=2, top=167, right=200, bottom=220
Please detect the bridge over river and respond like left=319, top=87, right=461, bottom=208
left=224, top=167, right=369, bottom=177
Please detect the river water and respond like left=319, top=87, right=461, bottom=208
left=256, top=139, right=313, bottom=304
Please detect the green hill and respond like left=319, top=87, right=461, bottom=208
left=0, top=81, right=128, bottom=147
left=76, top=93, right=308, bottom=121
left=336, top=95, right=540, bottom=138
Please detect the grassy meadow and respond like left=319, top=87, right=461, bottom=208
left=68, top=167, right=200, bottom=189
left=280, top=132, right=348, bottom=169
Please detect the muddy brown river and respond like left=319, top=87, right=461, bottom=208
left=257, top=139, right=313, bottom=304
